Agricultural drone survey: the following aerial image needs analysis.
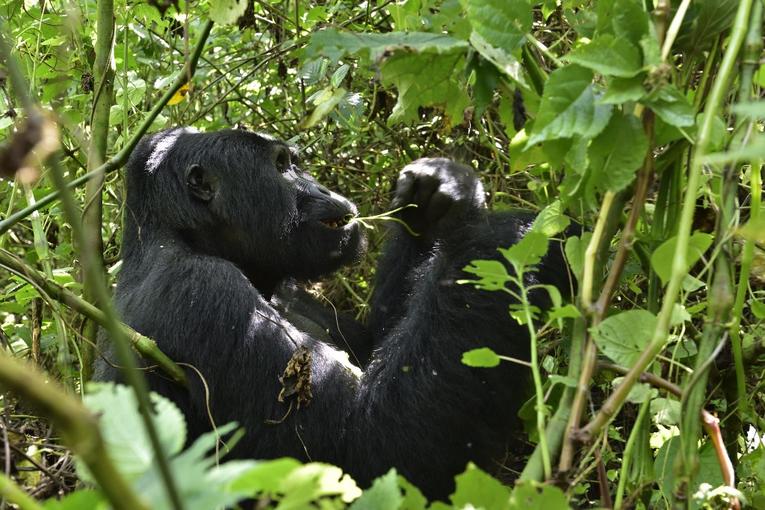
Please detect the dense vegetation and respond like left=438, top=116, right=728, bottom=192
left=0, top=0, right=764, bottom=508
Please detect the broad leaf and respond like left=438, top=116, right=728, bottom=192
left=510, top=481, right=569, bottom=509
left=451, top=463, right=511, bottom=510
left=587, top=110, right=649, bottom=195
left=462, top=347, right=501, bottom=368
left=526, top=65, right=612, bottom=147
left=591, top=309, right=657, bottom=366
left=499, top=231, right=549, bottom=271
left=462, top=260, right=512, bottom=291
left=349, top=469, right=403, bottom=510
left=651, top=232, right=714, bottom=286
left=642, top=85, right=695, bottom=127
left=567, top=35, right=643, bottom=78
left=463, top=0, right=531, bottom=53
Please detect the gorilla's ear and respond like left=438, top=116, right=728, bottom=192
left=185, top=164, right=217, bottom=202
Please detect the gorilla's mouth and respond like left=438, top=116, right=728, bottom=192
left=319, top=215, right=354, bottom=229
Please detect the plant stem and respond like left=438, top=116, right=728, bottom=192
left=81, top=0, right=117, bottom=380
left=0, top=248, right=186, bottom=384
left=0, top=472, right=44, bottom=510
left=0, top=20, right=214, bottom=237
left=578, top=0, right=755, bottom=445
left=0, top=353, right=147, bottom=510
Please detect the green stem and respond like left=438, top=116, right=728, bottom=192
left=0, top=472, right=43, bottom=510
left=614, top=398, right=651, bottom=510
left=579, top=0, right=755, bottom=444
left=0, top=20, right=214, bottom=237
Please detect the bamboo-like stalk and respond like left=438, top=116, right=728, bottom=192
left=81, top=0, right=117, bottom=380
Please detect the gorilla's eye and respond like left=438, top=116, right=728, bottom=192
left=273, top=146, right=292, bottom=173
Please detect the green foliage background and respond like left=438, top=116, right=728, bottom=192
left=0, top=0, right=764, bottom=508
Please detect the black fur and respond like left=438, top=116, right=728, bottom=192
left=96, top=128, right=571, bottom=499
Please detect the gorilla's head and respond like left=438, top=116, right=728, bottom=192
left=123, top=128, right=365, bottom=292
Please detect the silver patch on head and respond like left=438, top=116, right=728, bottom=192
left=146, top=127, right=198, bottom=174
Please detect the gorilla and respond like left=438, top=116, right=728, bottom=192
left=96, top=127, right=572, bottom=499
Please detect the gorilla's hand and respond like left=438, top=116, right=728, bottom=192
left=391, top=158, right=486, bottom=239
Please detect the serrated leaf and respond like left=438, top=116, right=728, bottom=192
left=531, top=200, right=571, bottom=237
left=675, top=0, right=738, bottom=53
left=526, top=65, right=612, bottom=147
left=462, top=260, right=512, bottom=291
left=81, top=382, right=186, bottom=482
left=469, top=32, right=528, bottom=89
left=642, top=85, right=695, bottom=127
left=612, top=0, right=650, bottom=45
left=304, top=29, right=469, bottom=63
left=651, top=232, right=713, bottom=286
left=499, top=231, right=549, bottom=271
left=463, top=0, right=531, bottom=52
left=451, top=463, right=511, bottom=510
left=567, top=35, right=643, bottom=78
left=587, top=111, right=649, bottom=194
left=510, top=481, right=569, bottom=509
left=462, top=347, right=502, bottom=368
left=209, top=0, right=247, bottom=25
left=564, top=233, right=590, bottom=285
left=591, top=309, right=657, bottom=366
left=547, top=304, right=581, bottom=322
left=381, top=51, right=469, bottom=125
left=601, top=75, right=646, bottom=104
left=350, top=469, right=403, bottom=510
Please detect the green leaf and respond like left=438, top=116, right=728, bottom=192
left=531, top=200, right=571, bottom=237
left=462, top=347, right=502, bottom=368
left=451, top=463, right=511, bottom=510
left=463, top=0, right=532, bottom=53
left=462, top=260, right=512, bottom=291
left=209, top=0, right=248, bottom=25
left=277, top=463, right=362, bottom=509
left=81, top=382, right=186, bottom=482
left=655, top=437, right=724, bottom=506
left=509, top=481, right=569, bottom=509
left=469, top=32, right=529, bottom=89
left=567, top=35, right=643, bottom=78
left=651, top=232, right=713, bottom=286
left=301, top=87, right=347, bottom=129
left=591, top=309, right=657, bottom=366
left=304, top=30, right=469, bottom=63
left=229, top=458, right=303, bottom=494
left=526, top=65, right=612, bottom=147
left=564, top=233, right=591, bottom=286
left=499, top=231, right=549, bottom=271
left=381, top=51, right=469, bottom=125
left=398, top=476, right=428, bottom=510
left=587, top=110, right=649, bottom=194
left=611, top=0, right=650, bottom=45
left=350, top=469, right=403, bottom=510
left=547, top=304, right=581, bottom=322
left=642, top=85, right=695, bottom=127
left=44, top=490, right=106, bottom=510
left=675, top=0, right=738, bottom=53
left=600, top=75, right=646, bottom=104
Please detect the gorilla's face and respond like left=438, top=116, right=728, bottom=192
left=136, top=128, right=365, bottom=290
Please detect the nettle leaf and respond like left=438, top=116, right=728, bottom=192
left=304, top=29, right=469, bottom=63
left=611, top=0, right=650, bottom=45
left=381, top=50, right=469, bottom=125
left=499, top=231, right=549, bottom=271
left=450, top=463, right=511, bottom=510
left=463, top=0, right=531, bottom=52
left=587, top=110, right=649, bottom=194
left=601, top=75, right=646, bottom=104
left=81, top=382, right=186, bottom=482
left=675, top=0, right=738, bottom=52
left=591, top=309, right=657, bottom=366
left=349, top=469, right=403, bottom=510
left=469, top=33, right=528, bottom=89
left=209, top=0, right=247, bottom=25
left=526, top=65, right=612, bottom=147
left=462, top=347, right=501, bottom=368
left=651, top=232, right=713, bottom=286
left=510, top=481, right=569, bottom=509
left=642, top=85, right=695, bottom=127
left=531, top=200, right=571, bottom=236
left=567, top=35, right=643, bottom=78
left=462, top=259, right=512, bottom=291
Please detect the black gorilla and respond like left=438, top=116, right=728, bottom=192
left=97, top=127, right=571, bottom=499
